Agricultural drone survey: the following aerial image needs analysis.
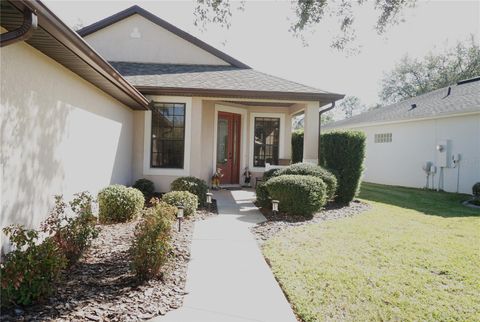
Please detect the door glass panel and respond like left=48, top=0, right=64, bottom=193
left=217, top=118, right=228, bottom=164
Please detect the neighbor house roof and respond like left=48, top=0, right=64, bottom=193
left=77, top=5, right=250, bottom=69
left=325, top=77, right=480, bottom=129
left=110, top=62, right=344, bottom=102
left=0, top=0, right=149, bottom=110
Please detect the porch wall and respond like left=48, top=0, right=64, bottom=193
left=1, top=39, right=134, bottom=251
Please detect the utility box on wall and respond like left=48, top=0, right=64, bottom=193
left=436, top=139, right=451, bottom=168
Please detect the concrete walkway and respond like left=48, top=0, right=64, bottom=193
left=154, top=189, right=297, bottom=322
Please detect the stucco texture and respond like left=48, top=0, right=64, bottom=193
left=1, top=40, right=134, bottom=250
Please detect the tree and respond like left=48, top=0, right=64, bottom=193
left=380, top=36, right=480, bottom=104
left=337, top=96, right=365, bottom=119
left=194, top=0, right=416, bottom=51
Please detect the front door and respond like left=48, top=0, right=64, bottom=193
left=216, top=112, right=241, bottom=184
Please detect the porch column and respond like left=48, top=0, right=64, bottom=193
left=302, top=101, right=319, bottom=164
left=190, top=98, right=203, bottom=178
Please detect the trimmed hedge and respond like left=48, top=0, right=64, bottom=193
left=255, top=182, right=270, bottom=208
left=320, top=131, right=366, bottom=204
left=262, top=168, right=281, bottom=181
left=276, top=163, right=337, bottom=200
left=171, top=176, right=208, bottom=207
left=162, top=191, right=198, bottom=217
left=265, top=175, right=327, bottom=217
left=133, top=179, right=155, bottom=202
left=98, top=185, right=144, bottom=223
left=130, top=201, right=175, bottom=280
left=291, top=129, right=304, bottom=163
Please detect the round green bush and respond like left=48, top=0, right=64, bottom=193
left=98, top=185, right=144, bottom=223
left=276, top=163, right=338, bottom=200
left=133, top=178, right=155, bottom=201
left=162, top=191, right=198, bottom=217
left=171, top=176, right=208, bottom=207
left=472, top=182, right=480, bottom=197
left=255, top=182, right=270, bottom=208
left=265, top=175, right=327, bottom=217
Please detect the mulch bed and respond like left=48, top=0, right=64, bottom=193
left=252, top=200, right=371, bottom=243
left=1, top=203, right=217, bottom=322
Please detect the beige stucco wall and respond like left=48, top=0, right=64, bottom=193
left=1, top=40, right=134, bottom=250
left=83, top=14, right=229, bottom=65
left=133, top=98, right=298, bottom=191
left=327, top=113, right=480, bottom=194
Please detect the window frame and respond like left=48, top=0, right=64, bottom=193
left=253, top=117, right=280, bottom=168
left=150, top=102, right=186, bottom=169
left=143, top=96, right=192, bottom=176
left=249, top=112, right=285, bottom=172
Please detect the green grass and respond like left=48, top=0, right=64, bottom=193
left=263, top=183, right=480, bottom=322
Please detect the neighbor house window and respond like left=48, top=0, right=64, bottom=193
left=151, top=103, right=185, bottom=168
left=254, top=117, right=280, bottom=167
left=374, top=133, right=392, bottom=143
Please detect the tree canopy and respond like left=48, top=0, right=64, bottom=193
left=194, top=0, right=416, bottom=50
left=380, top=36, right=480, bottom=104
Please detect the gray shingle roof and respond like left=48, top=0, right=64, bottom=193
left=109, top=62, right=341, bottom=99
left=325, top=78, right=480, bottom=129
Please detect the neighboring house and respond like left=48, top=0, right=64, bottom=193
left=0, top=0, right=343, bottom=248
left=325, top=78, right=480, bottom=194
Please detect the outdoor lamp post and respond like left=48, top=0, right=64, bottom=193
left=176, top=205, right=184, bottom=232
left=272, top=200, right=279, bottom=215
left=206, top=192, right=213, bottom=211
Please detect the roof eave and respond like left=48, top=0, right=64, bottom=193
left=135, top=86, right=345, bottom=102
left=8, top=0, right=150, bottom=110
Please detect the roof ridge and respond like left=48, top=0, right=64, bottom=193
left=77, top=5, right=250, bottom=69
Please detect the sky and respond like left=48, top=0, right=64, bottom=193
left=44, top=0, right=479, bottom=107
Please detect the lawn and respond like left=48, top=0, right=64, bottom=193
left=263, top=183, right=480, bottom=322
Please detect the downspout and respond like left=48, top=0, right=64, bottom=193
left=0, top=8, right=38, bottom=47
left=318, top=101, right=336, bottom=165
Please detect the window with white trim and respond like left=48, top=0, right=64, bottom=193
left=150, top=102, right=185, bottom=168
left=374, top=133, right=392, bottom=143
left=253, top=117, right=280, bottom=167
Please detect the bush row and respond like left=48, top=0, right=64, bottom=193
left=291, top=129, right=304, bottom=164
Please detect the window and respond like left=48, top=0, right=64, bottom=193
left=253, top=117, right=280, bottom=167
left=374, top=133, right=392, bottom=143
left=151, top=103, right=185, bottom=168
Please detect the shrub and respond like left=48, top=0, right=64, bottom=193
left=473, top=182, right=480, bottom=198
left=133, top=179, right=155, bottom=202
left=42, top=192, right=98, bottom=266
left=130, top=201, right=175, bottom=280
left=1, top=225, right=67, bottom=308
left=277, top=163, right=337, bottom=200
left=262, top=168, right=281, bottom=181
left=320, top=131, right=366, bottom=204
left=291, top=129, right=304, bottom=163
left=162, top=191, right=198, bottom=217
left=265, top=175, right=327, bottom=217
left=98, top=185, right=144, bottom=223
left=171, top=176, right=208, bottom=207
left=256, top=182, right=270, bottom=208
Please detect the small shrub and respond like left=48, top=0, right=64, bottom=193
left=171, top=176, right=208, bottom=207
left=277, top=163, right=337, bottom=200
left=473, top=182, right=480, bottom=198
left=291, top=129, right=304, bottom=163
left=130, top=202, right=174, bottom=280
left=162, top=191, right=198, bottom=217
left=42, top=192, right=98, bottom=266
left=262, top=168, right=281, bottom=181
left=320, top=131, right=366, bottom=204
left=265, top=175, right=327, bottom=217
left=133, top=179, right=155, bottom=202
left=256, top=182, right=270, bottom=208
left=98, top=185, right=144, bottom=223
left=1, top=226, right=67, bottom=308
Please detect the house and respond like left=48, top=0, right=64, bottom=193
left=324, top=78, right=480, bottom=194
left=0, top=0, right=343, bottom=248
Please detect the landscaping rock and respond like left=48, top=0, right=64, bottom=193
left=252, top=200, right=371, bottom=243
left=1, top=206, right=217, bottom=321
